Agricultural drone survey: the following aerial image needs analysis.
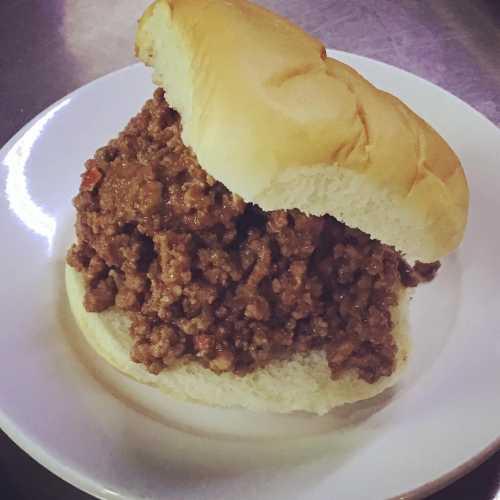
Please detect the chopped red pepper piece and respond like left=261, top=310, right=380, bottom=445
left=81, top=166, right=103, bottom=192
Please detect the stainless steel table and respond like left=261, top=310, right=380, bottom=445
left=1, top=1, right=499, bottom=498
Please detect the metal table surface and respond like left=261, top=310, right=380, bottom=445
left=1, top=1, right=499, bottom=499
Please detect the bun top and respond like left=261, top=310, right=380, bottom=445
left=136, top=0, right=469, bottom=262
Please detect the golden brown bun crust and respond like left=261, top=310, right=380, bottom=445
left=66, top=264, right=410, bottom=415
left=136, top=0, right=469, bottom=262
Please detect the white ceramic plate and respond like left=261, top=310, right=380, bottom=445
left=0, top=50, right=498, bottom=500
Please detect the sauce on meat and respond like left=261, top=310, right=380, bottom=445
left=67, top=89, right=439, bottom=383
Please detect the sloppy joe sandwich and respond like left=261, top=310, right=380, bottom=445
left=66, top=0, right=469, bottom=415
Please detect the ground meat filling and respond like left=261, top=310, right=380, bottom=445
left=67, top=89, right=440, bottom=383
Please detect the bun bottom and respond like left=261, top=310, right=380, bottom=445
left=65, top=264, right=410, bottom=415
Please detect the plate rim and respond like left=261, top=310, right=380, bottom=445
left=0, top=49, right=498, bottom=500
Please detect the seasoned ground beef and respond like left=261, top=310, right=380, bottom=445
left=67, top=89, right=440, bottom=383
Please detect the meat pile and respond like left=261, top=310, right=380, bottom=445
left=67, top=89, right=439, bottom=383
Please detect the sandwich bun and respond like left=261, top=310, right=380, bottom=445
left=66, top=264, right=410, bottom=415
left=136, top=0, right=469, bottom=262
